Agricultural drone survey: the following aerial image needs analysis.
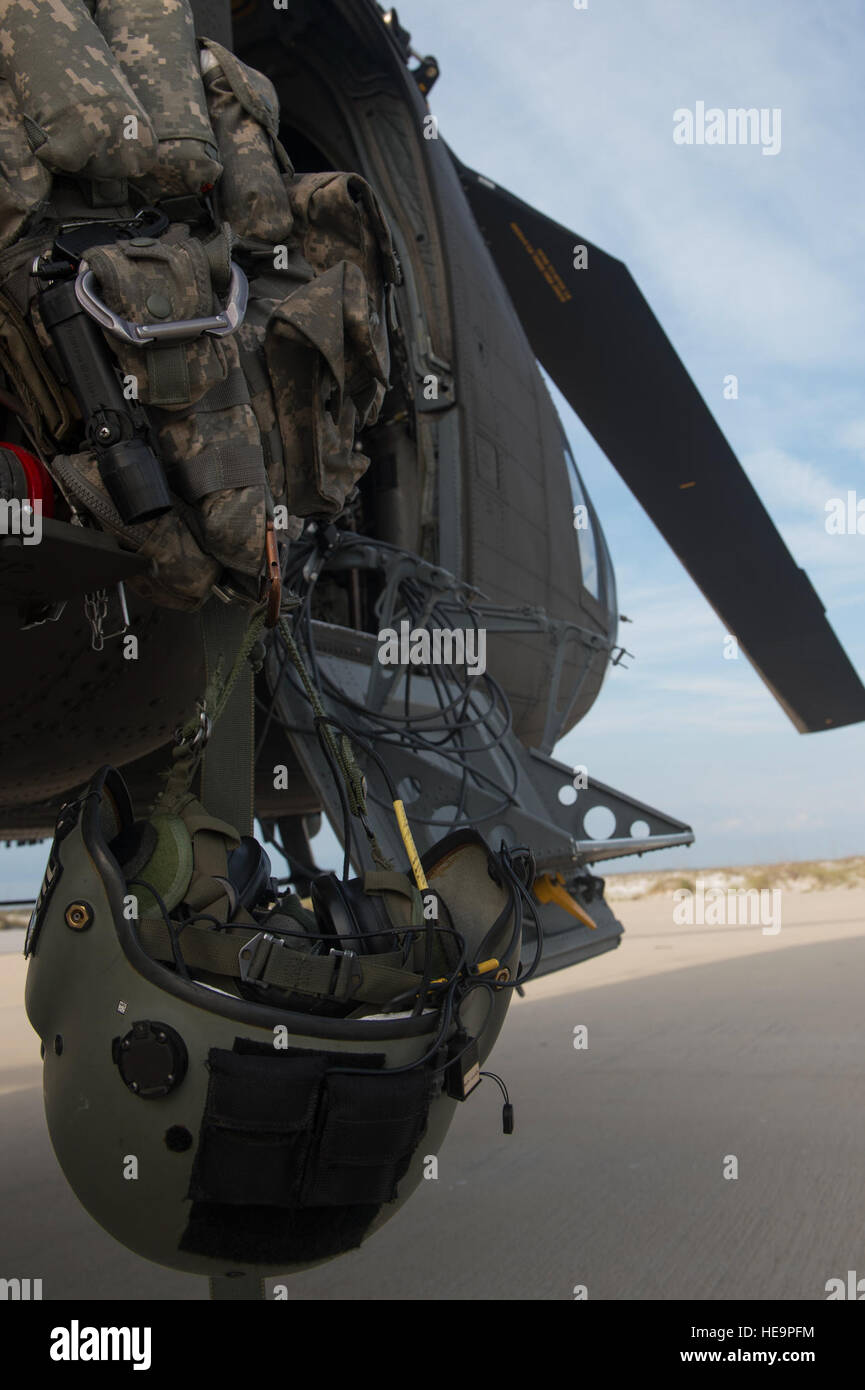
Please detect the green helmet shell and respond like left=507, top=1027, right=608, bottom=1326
left=25, top=766, right=519, bottom=1278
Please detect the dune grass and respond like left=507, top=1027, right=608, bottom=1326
left=603, top=856, right=865, bottom=901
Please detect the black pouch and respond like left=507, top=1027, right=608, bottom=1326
left=180, top=1042, right=431, bottom=1263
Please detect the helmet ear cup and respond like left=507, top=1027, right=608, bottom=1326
left=227, top=836, right=272, bottom=911
left=109, top=819, right=158, bottom=881
left=126, top=814, right=193, bottom=914
left=98, top=766, right=135, bottom=843
left=309, top=874, right=398, bottom=955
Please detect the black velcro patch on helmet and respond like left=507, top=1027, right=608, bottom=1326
left=305, top=1071, right=430, bottom=1207
left=187, top=1048, right=329, bottom=1209
left=179, top=1042, right=432, bottom=1263
left=179, top=1200, right=378, bottom=1265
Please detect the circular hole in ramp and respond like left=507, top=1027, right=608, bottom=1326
left=582, top=806, right=617, bottom=841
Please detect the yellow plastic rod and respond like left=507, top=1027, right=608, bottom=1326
left=393, top=799, right=428, bottom=892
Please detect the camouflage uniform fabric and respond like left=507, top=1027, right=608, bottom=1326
left=0, top=0, right=398, bottom=612
left=85, top=225, right=235, bottom=407
left=262, top=172, right=400, bottom=514
left=0, top=0, right=157, bottom=179
left=51, top=450, right=221, bottom=612
left=86, top=223, right=268, bottom=592
left=200, top=38, right=293, bottom=242
left=0, top=81, right=51, bottom=251
left=94, top=0, right=222, bottom=197
left=265, top=260, right=389, bottom=516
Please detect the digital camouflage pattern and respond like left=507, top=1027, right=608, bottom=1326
left=288, top=172, right=401, bottom=291
left=94, top=0, right=222, bottom=197
left=0, top=236, right=76, bottom=456
left=236, top=250, right=315, bottom=515
left=0, top=0, right=398, bottom=609
left=86, top=223, right=267, bottom=591
left=0, top=0, right=157, bottom=179
left=151, top=332, right=267, bottom=581
left=51, top=449, right=221, bottom=611
left=260, top=171, right=400, bottom=514
left=85, top=225, right=235, bottom=407
left=0, top=80, right=51, bottom=250
left=286, top=170, right=400, bottom=432
left=265, top=260, right=388, bottom=516
left=201, top=38, right=293, bottom=243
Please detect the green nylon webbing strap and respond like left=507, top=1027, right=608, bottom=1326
left=156, top=600, right=265, bottom=823
left=137, top=917, right=421, bottom=1005
left=146, top=342, right=190, bottom=405
left=364, top=871, right=417, bottom=898
left=277, top=616, right=394, bottom=872
left=364, top=871, right=424, bottom=927
left=170, top=445, right=265, bottom=503
left=201, top=598, right=259, bottom=836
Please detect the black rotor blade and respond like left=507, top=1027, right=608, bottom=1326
left=453, top=155, right=865, bottom=733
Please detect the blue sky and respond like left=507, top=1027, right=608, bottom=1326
left=2, top=0, right=862, bottom=899
left=387, top=0, right=865, bottom=871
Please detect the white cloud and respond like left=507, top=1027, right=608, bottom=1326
left=744, top=447, right=842, bottom=514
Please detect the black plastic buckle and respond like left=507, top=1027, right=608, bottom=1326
left=50, top=208, right=170, bottom=269
left=156, top=193, right=214, bottom=228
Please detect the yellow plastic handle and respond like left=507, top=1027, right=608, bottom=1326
left=533, top=873, right=596, bottom=929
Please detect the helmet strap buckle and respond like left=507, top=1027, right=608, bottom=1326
left=328, top=947, right=362, bottom=1002
left=237, top=930, right=281, bottom=987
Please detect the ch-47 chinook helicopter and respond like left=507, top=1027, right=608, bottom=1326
left=3, top=0, right=865, bottom=1299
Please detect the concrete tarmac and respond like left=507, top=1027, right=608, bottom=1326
left=2, top=886, right=864, bottom=1301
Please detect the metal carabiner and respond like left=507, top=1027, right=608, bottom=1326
left=74, top=262, right=249, bottom=345
left=173, top=702, right=212, bottom=752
